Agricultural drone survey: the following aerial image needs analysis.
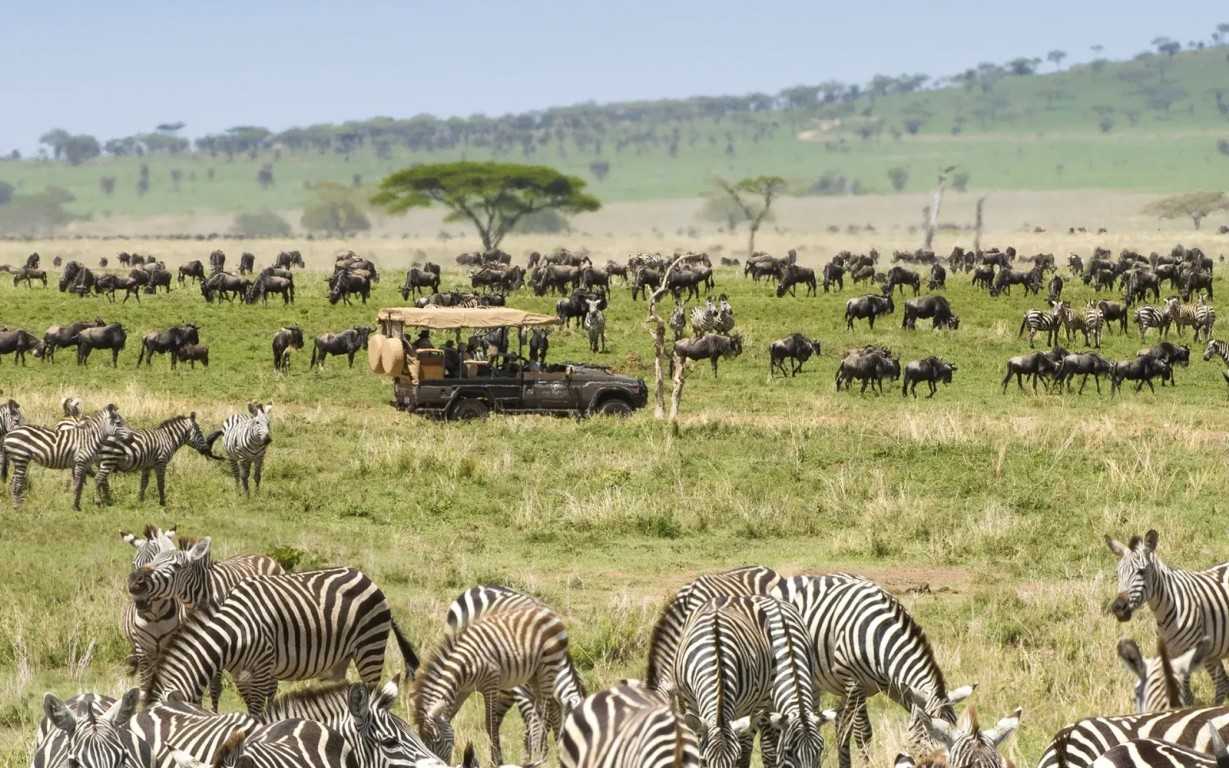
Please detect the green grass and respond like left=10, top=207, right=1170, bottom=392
left=3, top=249, right=1229, bottom=767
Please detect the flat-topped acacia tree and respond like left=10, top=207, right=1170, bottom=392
left=371, top=161, right=600, bottom=251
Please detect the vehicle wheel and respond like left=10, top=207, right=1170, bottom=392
left=595, top=398, right=633, bottom=417
left=451, top=398, right=489, bottom=420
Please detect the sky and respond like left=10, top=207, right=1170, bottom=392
left=1, top=1, right=1225, bottom=153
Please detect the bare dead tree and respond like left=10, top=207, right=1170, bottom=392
left=715, top=176, right=787, bottom=258
left=973, top=195, right=988, bottom=252
left=644, top=255, right=688, bottom=420
left=923, top=165, right=958, bottom=251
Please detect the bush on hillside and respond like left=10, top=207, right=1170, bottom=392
left=232, top=209, right=293, bottom=237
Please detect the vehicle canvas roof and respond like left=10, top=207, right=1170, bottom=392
left=376, top=306, right=561, bottom=329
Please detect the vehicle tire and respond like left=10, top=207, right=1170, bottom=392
left=595, top=398, right=633, bottom=417
left=451, top=398, right=489, bottom=420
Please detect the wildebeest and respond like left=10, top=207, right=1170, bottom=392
left=673, top=333, right=743, bottom=377
left=578, top=265, right=610, bottom=293
left=272, top=326, right=304, bottom=372
left=174, top=344, right=209, bottom=369
left=1098, top=299, right=1130, bottom=334
left=768, top=333, right=820, bottom=377
left=13, top=267, right=47, bottom=287
left=1124, top=270, right=1161, bottom=304
left=58, top=261, right=85, bottom=292
left=144, top=269, right=172, bottom=294
left=665, top=266, right=711, bottom=302
left=1110, top=356, right=1170, bottom=395
left=1047, top=274, right=1064, bottom=303
left=201, top=272, right=249, bottom=303
left=1053, top=352, right=1112, bottom=394
left=0, top=329, right=42, bottom=365
left=1138, top=341, right=1190, bottom=386
left=178, top=260, right=206, bottom=286
left=138, top=324, right=200, bottom=368
left=275, top=250, right=305, bottom=270
left=844, top=292, right=895, bottom=330
left=884, top=266, right=921, bottom=296
left=247, top=274, right=295, bottom=305
left=208, top=249, right=226, bottom=274
left=928, top=263, right=947, bottom=291
left=527, top=328, right=549, bottom=366
left=77, top=324, right=127, bottom=366
left=532, top=264, right=582, bottom=296
left=822, top=262, right=845, bottom=292
left=328, top=272, right=371, bottom=305
left=1001, top=346, right=1067, bottom=393
left=604, top=260, right=629, bottom=282
left=971, top=264, right=995, bottom=290
left=40, top=319, right=105, bottom=363
left=238, top=252, right=255, bottom=275
left=902, top=295, right=958, bottom=330
left=836, top=347, right=900, bottom=394
left=95, top=274, right=144, bottom=303
left=991, top=267, right=1041, bottom=297
left=631, top=266, right=662, bottom=301
left=776, top=265, right=817, bottom=297
left=901, top=357, right=956, bottom=398
left=310, top=326, right=373, bottom=368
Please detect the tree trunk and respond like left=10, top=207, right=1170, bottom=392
left=924, top=181, right=946, bottom=250
left=973, top=196, right=988, bottom=252
left=669, top=354, right=687, bottom=436
left=644, top=256, right=688, bottom=420
left=747, top=223, right=759, bottom=259
left=1193, top=213, right=1203, bottom=230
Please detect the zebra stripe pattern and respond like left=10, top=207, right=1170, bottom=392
left=95, top=414, right=211, bottom=506
left=1118, top=637, right=1212, bottom=713
left=1135, top=306, right=1168, bottom=339
left=559, top=681, right=701, bottom=768
left=119, top=525, right=182, bottom=691
left=1, top=403, right=129, bottom=509
left=753, top=595, right=833, bottom=768
left=1039, top=707, right=1229, bottom=768
left=415, top=604, right=572, bottom=766
left=170, top=719, right=360, bottom=768
left=1107, top=532, right=1229, bottom=704
left=1166, top=298, right=1217, bottom=342
left=0, top=397, right=24, bottom=481
left=221, top=402, right=272, bottom=495
left=899, top=707, right=1022, bottom=768
left=1204, top=341, right=1229, bottom=366
left=129, top=535, right=284, bottom=614
left=1018, top=305, right=1062, bottom=347
left=41, top=690, right=153, bottom=768
left=1090, top=725, right=1229, bottom=768
left=32, top=692, right=115, bottom=768
left=144, top=567, right=419, bottom=717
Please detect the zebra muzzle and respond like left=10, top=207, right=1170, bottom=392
left=1110, top=594, right=1134, bottom=621
left=127, top=571, right=150, bottom=596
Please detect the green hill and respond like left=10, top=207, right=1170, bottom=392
left=3, top=45, right=1229, bottom=227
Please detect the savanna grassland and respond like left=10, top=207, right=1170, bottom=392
left=2, top=209, right=1229, bottom=768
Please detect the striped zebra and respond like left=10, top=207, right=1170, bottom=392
left=144, top=567, right=420, bottom=717
left=32, top=692, right=115, bottom=768
left=645, top=565, right=781, bottom=697
left=1107, top=531, right=1229, bottom=704
left=219, top=402, right=272, bottom=496
left=1135, top=306, right=1169, bottom=339
left=1018, top=303, right=1063, bottom=348
left=170, top=719, right=359, bottom=768
left=1166, top=297, right=1217, bottom=342
left=559, top=681, right=701, bottom=768
left=119, top=525, right=182, bottom=688
left=1118, top=637, right=1213, bottom=713
left=94, top=413, right=213, bottom=506
left=1, top=403, right=129, bottom=509
left=669, top=304, right=688, bottom=340
left=896, top=707, right=1021, bottom=768
left=772, top=574, right=974, bottom=768
left=415, top=604, right=572, bottom=766
left=1038, top=706, right=1229, bottom=768
left=1090, top=725, right=1229, bottom=768
left=1205, top=340, right=1229, bottom=366
left=41, top=689, right=154, bottom=768
left=1063, top=303, right=1105, bottom=348
left=691, top=296, right=735, bottom=335
left=0, top=396, right=23, bottom=480
left=584, top=300, right=607, bottom=353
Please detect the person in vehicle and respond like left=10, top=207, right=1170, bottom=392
left=411, top=329, right=433, bottom=350
left=443, top=340, right=461, bottom=378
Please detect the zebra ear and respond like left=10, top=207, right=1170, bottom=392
left=730, top=716, right=753, bottom=735
left=984, top=708, right=1022, bottom=747
left=43, top=693, right=76, bottom=735
left=376, top=677, right=399, bottom=710
left=121, top=530, right=143, bottom=548
left=1105, top=535, right=1129, bottom=557
left=1144, top=530, right=1160, bottom=551
left=462, top=743, right=479, bottom=768
left=1207, top=724, right=1229, bottom=768
left=187, top=537, right=211, bottom=561
left=171, top=750, right=203, bottom=768
left=247, top=402, right=260, bottom=415
left=948, top=684, right=977, bottom=704
left=189, top=412, right=197, bottom=422
left=347, top=684, right=370, bottom=722
left=107, top=688, right=141, bottom=728
left=894, top=755, right=917, bottom=768
left=1117, top=639, right=1146, bottom=680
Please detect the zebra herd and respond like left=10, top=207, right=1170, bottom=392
left=0, top=396, right=276, bottom=507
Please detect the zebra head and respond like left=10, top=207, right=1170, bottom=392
left=697, top=717, right=753, bottom=768
left=767, top=709, right=835, bottom=768
left=183, top=414, right=211, bottom=454
left=0, top=398, right=23, bottom=435
left=347, top=679, right=446, bottom=768
left=906, top=684, right=977, bottom=746
left=416, top=701, right=455, bottom=764
left=44, top=689, right=142, bottom=768
left=247, top=403, right=273, bottom=446
left=98, top=404, right=131, bottom=442
left=1117, top=636, right=1211, bottom=713
left=1106, top=530, right=1160, bottom=621
left=1204, top=340, right=1227, bottom=362
left=128, top=537, right=212, bottom=608
left=912, top=705, right=1021, bottom=768
left=119, top=524, right=177, bottom=570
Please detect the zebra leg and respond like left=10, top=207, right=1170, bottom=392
left=95, top=464, right=113, bottom=506
left=154, top=464, right=167, bottom=506
left=71, top=462, right=88, bottom=511
left=138, top=468, right=151, bottom=502
left=252, top=454, right=264, bottom=492
left=759, top=721, right=781, bottom=768
left=851, top=699, right=874, bottom=760
left=483, top=687, right=509, bottom=766
left=239, top=462, right=251, bottom=495
left=10, top=459, right=29, bottom=506
left=736, top=730, right=756, bottom=768
left=1208, top=658, right=1229, bottom=704
left=228, top=459, right=243, bottom=493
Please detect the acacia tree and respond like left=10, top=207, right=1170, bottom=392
left=1142, top=191, right=1229, bottom=229
left=371, top=161, right=600, bottom=251
left=715, top=175, right=787, bottom=257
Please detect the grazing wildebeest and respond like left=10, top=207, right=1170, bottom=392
left=1124, top=270, right=1162, bottom=304
left=13, top=267, right=47, bottom=287
left=238, top=252, right=255, bottom=275
left=604, top=260, right=629, bottom=283
left=272, top=326, right=304, bottom=372
left=173, top=344, right=209, bottom=369
left=1110, top=356, right=1170, bottom=395
left=69, top=266, right=96, bottom=297
left=902, top=295, right=958, bottom=330
left=275, top=250, right=305, bottom=270
left=144, top=269, right=172, bottom=294
left=138, top=324, right=200, bottom=368
left=1182, top=270, right=1214, bottom=301
left=310, top=326, right=373, bottom=368
left=557, top=290, right=604, bottom=328
left=901, top=357, right=957, bottom=398
left=58, top=261, right=84, bottom=292
left=328, top=272, right=371, bottom=305
left=822, top=262, right=845, bottom=292
left=24, top=252, right=39, bottom=269
left=247, top=274, right=295, bottom=305
left=77, top=324, right=127, bottom=366
left=201, top=272, right=250, bottom=303
left=1001, top=346, right=1067, bottom=393
left=94, top=274, right=143, bottom=303
left=850, top=264, right=876, bottom=286
left=673, top=333, right=742, bottom=378
left=631, top=266, right=662, bottom=301
left=844, top=292, right=894, bottom=330
left=1098, top=299, right=1130, bottom=334
left=178, top=260, right=206, bottom=285
left=776, top=265, right=817, bottom=297
left=527, top=328, right=549, bottom=366
left=40, top=319, right=105, bottom=363
left=836, top=347, right=900, bottom=394
left=971, top=264, right=995, bottom=290
left=1054, top=352, right=1112, bottom=394
left=884, top=266, right=921, bottom=296
left=928, top=263, right=947, bottom=291
left=578, top=265, right=610, bottom=293
left=532, top=264, right=581, bottom=296
left=0, top=330, right=42, bottom=365
left=991, top=267, right=1041, bottom=297
left=768, top=333, right=821, bottom=377
left=209, top=249, right=226, bottom=274
left=1138, top=341, right=1190, bottom=386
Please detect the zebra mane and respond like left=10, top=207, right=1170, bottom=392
left=157, top=415, right=190, bottom=429
left=141, top=603, right=215, bottom=703
left=711, top=599, right=727, bottom=728
left=413, top=629, right=464, bottom=725
left=644, top=584, right=691, bottom=689
left=270, top=681, right=350, bottom=710
left=887, top=595, right=950, bottom=710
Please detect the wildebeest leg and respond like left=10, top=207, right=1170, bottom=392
left=927, top=380, right=937, bottom=398
left=138, top=468, right=151, bottom=502
left=348, top=351, right=356, bottom=368
left=253, top=454, right=264, bottom=492
left=112, top=347, right=120, bottom=367
left=1094, top=374, right=1102, bottom=394
left=711, top=357, right=719, bottom=378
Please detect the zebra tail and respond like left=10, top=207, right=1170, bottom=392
left=202, top=431, right=225, bottom=461
left=390, top=618, right=421, bottom=676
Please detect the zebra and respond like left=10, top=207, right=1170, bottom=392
left=691, top=295, right=735, bottom=335
left=415, top=604, right=572, bottom=766
left=1018, top=304, right=1062, bottom=348
left=1205, top=340, right=1229, bottom=366
left=1, top=403, right=130, bottom=509
left=1165, top=297, right=1217, bottom=341
left=1038, top=707, right=1229, bottom=768
left=32, top=692, right=116, bottom=768
left=143, top=567, right=420, bottom=717
left=669, top=304, right=687, bottom=341
left=645, top=566, right=782, bottom=698
left=897, top=706, right=1022, bottom=768
left=558, top=681, right=701, bottom=768
left=1119, top=637, right=1213, bottom=713
left=772, top=573, right=974, bottom=768
left=1089, top=725, right=1229, bottom=768
left=0, top=396, right=23, bottom=480
left=1107, top=531, right=1229, bottom=704
left=41, top=689, right=154, bottom=768
left=170, top=719, right=359, bottom=768
left=94, top=413, right=213, bottom=506
left=1135, top=305, right=1169, bottom=339
left=118, top=525, right=182, bottom=693
left=584, top=299, right=607, bottom=353
left=1061, top=302, right=1104, bottom=347
left=218, top=402, right=272, bottom=496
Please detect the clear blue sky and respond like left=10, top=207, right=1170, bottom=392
left=2, top=1, right=1225, bottom=153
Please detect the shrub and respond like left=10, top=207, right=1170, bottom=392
left=887, top=166, right=910, bottom=192
left=300, top=182, right=371, bottom=234
left=232, top=209, right=292, bottom=237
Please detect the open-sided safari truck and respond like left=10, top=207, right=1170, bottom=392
left=370, top=306, right=648, bottom=419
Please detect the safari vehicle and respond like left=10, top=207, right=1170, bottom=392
left=370, top=306, right=648, bottom=419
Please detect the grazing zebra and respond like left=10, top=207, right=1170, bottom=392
left=41, top=690, right=153, bottom=768
left=1090, top=725, right=1229, bottom=768
left=1018, top=304, right=1063, bottom=348
left=645, top=566, right=782, bottom=697
left=1038, top=707, right=1229, bottom=768
left=1136, top=306, right=1169, bottom=339
left=94, top=413, right=213, bottom=506
left=415, top=605, right=572, bottom=766
left=32, top=692, right=116, bottom=768
left=897, top=707, right=1022, bottom=768
left=1205, top=340, right=1229, bottom=366
left=144, top=567, right=420, bottom=717
left=559, top=681, right=701, bottom=768
left=772, top=573, right=973, bottom=768
left=1, top=403, right=129, bottom=509
left=0, top=396, right=23, bottom=480
left=585, top=299, right=607, bottom=353
left=1165, top=297, right=1217, bottom=341
left=218, top=402, right=272, bottom=495
left=118, top=525, right=182, bottom=690
left=1107, top=531, right=1229, bottom=704
left=170, top=719, right=360, bottom=768
left=1118, top=637, right=1213, bottom=713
